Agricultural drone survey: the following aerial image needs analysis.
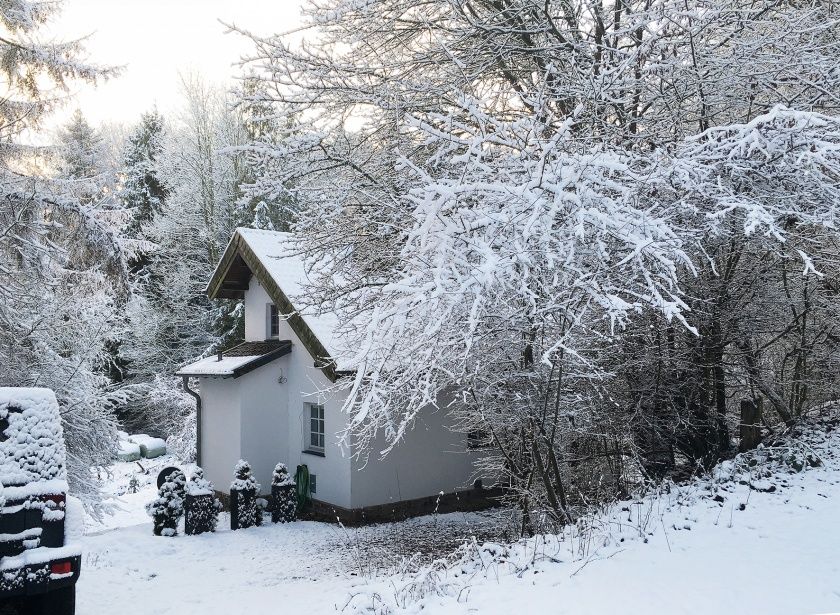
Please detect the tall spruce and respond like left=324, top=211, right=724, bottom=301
left=121, top=110, right=167, bottom=240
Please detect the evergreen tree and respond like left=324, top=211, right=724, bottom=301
left=146, top=469, right=186, bottom=536
left=58, top=109, right=103, bottom=183
left=234, top=73, right=294, bottom=231
left=121, top=109, right=167, bottom=238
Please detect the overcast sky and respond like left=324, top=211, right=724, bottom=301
left=46, top=0, right=305, bottom=129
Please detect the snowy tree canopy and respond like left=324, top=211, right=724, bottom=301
left=0, top=0, right=124, bottom=514
left=234, top=0, right=840, bottom=524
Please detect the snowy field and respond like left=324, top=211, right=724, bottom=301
left=78, top=417, right=840, bottom=614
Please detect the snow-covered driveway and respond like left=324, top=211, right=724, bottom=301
left=78, top=519, right=358, bottom=613
left=77, top=471, right=505, bottom=615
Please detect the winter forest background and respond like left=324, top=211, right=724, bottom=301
left=1, top=0, right=840, bottom=533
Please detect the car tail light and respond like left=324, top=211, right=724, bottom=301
left=50, top=560, right=72, bottom=575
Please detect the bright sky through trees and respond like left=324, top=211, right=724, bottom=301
left=44, top=0, right=303, bottom=127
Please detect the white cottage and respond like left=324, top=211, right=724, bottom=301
left=177, top=228, right=489, bottom=522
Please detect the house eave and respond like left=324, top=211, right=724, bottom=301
left=205, top=229, right=345, bottom=382
left=176, top=340, right=293, bottom=380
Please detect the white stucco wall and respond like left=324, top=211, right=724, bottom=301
left=238, top=280, right=353, bottom=508
left=199, top=377, right=242, bottom=493
left=243, top=281, right=272, bottom=342
left=238, top=355, right=290, bottom=491
left=200, top=277, right=478, bottom=509
left=349, top=405, right=481, bottom=509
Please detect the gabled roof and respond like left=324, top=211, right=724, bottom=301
left=206, top=228, right=350, bottom=381
left=177, top=340, right=292, bottom=379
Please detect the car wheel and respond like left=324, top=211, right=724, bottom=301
left=28, top=586, right=75, bottom=615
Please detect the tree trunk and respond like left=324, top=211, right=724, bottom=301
left=739, top=398, right=763, bottom=452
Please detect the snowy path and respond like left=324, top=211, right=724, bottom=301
left=77, top=510, right=507, bottom=614
left=78, top=519, right=356, bottom=613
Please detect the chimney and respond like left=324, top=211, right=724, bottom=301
left=217, top=351, right=223, bottom=362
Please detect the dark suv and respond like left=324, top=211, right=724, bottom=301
left=0, top=388, right=81, bottom=615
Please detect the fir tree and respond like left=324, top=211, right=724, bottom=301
left=234, top=73, right=294, bottom=231
left=185, top=467, right=222, bottom=535
left=58, top=109, right=103, bottom=183
left=146, top=470, right=186, bottom=536
left=271, top=463, right=296, bottom=523
left=120, top=109, right=167, bottom=238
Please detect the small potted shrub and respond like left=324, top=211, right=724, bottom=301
left=271, top=463, right=297, bottom=523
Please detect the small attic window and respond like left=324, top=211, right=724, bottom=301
left=268, top=304, right=279, bottom=339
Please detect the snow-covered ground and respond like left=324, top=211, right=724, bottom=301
left=78, top=414, right=840, bottom=614
left=77, top=456, right=507, bottom=614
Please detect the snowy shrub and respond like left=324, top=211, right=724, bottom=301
left=255, top=497, right=267, bottom=526
left=146, top=469, right=186, bottom=536
left=271, top=463, right=296, bottom=523
left=185, top=467, right=222, bottom=535
left=230, top=459, right=260, bottom=530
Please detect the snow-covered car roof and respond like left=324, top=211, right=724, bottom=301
left=0, top=387, right=68, bottom=494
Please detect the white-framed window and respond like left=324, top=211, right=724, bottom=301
left=267, top=304, right=279, bottom=339
left=307, top=403, right=325, bottom=453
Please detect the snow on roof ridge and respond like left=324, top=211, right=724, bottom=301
left=235, top=228, right=350, bottom=370
left=237, top=227, right=292, bottom=237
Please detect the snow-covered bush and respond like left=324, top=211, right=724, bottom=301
left=271, top=463, right=296, bottom=523
left=185, top=467, right=222, bottom=535
left=146, top=469, right=186, bottom=536
left=230, top=460, right=260, bottom=530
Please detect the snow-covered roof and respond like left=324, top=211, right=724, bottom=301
left=178, top=355, right=260, bottom=377
left=177, top=340, right=292, bottom=379
left=206, top=228, right=351, bottom=377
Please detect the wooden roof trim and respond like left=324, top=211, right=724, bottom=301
left=206, top=233, right=245, bottom=300
left=231, top=341, right=292, bottom=378
left=207, top=230, right=343, bottom=383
